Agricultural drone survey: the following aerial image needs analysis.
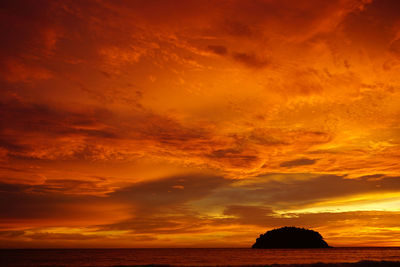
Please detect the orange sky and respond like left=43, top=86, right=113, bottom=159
left=1, top=0, right=400, bottom=248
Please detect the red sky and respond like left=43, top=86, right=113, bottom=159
left=1, top=0, right=400, bottom=248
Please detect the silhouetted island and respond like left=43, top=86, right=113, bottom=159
left=252, top=226, right=331, bottom=248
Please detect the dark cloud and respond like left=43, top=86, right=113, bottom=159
left=0, top=95, right=215, bottom=161
left=133, top=112, right=211, bottom=146
left=111, top=174, right=230, bottom=207
left=0, top=181, right=108, bottom=220
left=358, top=174, right=386, bottom=180
left=221, top=20, right=253, bottom=37
left=0, top=230, right=25, bottom=238
left=0, top=182, right=28, bottom=193
left=223, top=205, right=276, bottom=226
left=26, top=232, right=100, bottom=241
left=231, top=52, right=270, bottom=69
left=0, top=97, right=124, bottom=160
left=30, top=179, right=112, bottom=195
left=2, top=172, right=398, bottom=225
left=208, top=148, right=260, bottom=168
left=0, top=137, right=30, bottom=153
left=101, top=174, right=231, bottom=233
left=280, top=158, right=317, bottom=168
left=0, top=98, right=116, bottom=139
left=340, top=0, right=400, bottom=55
left=0, top=173, right=228, bottom=229
left=259, top=174, right=400, bottom=207
left=204, top=173, right=400, bottom=210
left=101, top=213, right=207, bottom=234
left=248, top=129, right=288, bottom=146
left=99, top=172, right=400, bottom=234
left=0, top=176, right=112, bottom=196
left=110, top=0, right=220, bottom=26
left=210, top=0, right=369, bottom=42
left=0, top=0, right=57, bottom=57
left=206, top=45, right=228, bottom=55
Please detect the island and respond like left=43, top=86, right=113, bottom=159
left=252, top=226, right=331, bottom=248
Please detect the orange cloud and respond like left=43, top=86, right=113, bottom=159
left=0, top=0, right=400, bottom=248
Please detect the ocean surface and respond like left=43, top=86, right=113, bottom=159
left=1, top=248, right=400, bottom=266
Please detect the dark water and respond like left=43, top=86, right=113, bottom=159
left=1, top=248, right=400, bottom=266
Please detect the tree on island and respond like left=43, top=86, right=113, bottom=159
left=252, top=226, right=331, bottom=248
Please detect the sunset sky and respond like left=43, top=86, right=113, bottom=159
left=1, top=0, right=400, bottom=248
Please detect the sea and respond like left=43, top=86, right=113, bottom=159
left=1, top=248, right=400, bottom=266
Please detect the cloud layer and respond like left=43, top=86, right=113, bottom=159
left=0, top=0, right=400, bottom=247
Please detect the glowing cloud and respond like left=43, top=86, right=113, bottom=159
left=0, top=0, right=399, bottom=248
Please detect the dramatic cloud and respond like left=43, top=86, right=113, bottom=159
left=1, top=0, right=400, bottom=247
left=231, top=52, right=270, bottom=69
left=280, top=158, right=317, bottom=168
left=206, top=45, right=228, bottom=56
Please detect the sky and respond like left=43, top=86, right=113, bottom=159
left=0, top=0, right=400, bottom=248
